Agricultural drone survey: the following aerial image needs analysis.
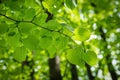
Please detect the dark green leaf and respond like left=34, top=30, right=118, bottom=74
left=0, top=23, right=9, bottom=34
left=66, top=0, right=75, bottom=9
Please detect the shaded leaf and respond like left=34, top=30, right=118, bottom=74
left=0, top=23, right=9, bottom=34
left=66, top=0, right=75, bottom=9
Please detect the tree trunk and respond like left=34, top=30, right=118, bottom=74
left=85, top=63, right=94, bottom=80
left=70, top=64, right=78, bottom=80
left=106, top=54, right=118, bottom=80
left=48, top=56, right=62, bottom=80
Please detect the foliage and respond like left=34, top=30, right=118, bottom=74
left=0, top=0, right=120, bottom=80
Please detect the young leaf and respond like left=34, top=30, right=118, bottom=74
left=39, top=36, right=53, bottom=49
left=55, top=36, right=68, bottom=50
left=73, top=27, right=91, bottom=41
left=18, top=22, right=35, bottom=34
left=66, top=46, right=85, bottom=67
left=33, top=13, right=48, bottom=26
left=47, top=43, right=56, bottom=58
left=7, top=33, right=20, bottom=47
left=23, top=8, right=35, bottom=20
left=13, top=46, right=27, bottom=62
left=22, top=35, right=39, bottom=50
left=83, top=51, right=98, bottom=66
left=43, top=20, right=61, bottom=30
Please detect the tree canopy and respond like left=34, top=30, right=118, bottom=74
left=0, top=0, right=120, bottom=80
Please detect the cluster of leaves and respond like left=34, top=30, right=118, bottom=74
left=0, top=0, right=97, bottom=66
left=0, top=0, right=120, bottom=80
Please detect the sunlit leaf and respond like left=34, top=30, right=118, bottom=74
left=33, top=12, right=48, bottom=26
left=7, top=33, right=20, bottom=47
left=23, top=8, right=35, bottom=20
left=73, top=27, right=91, bottom=41
left=18, top=22, right=35, bottom=34
left=55, top=36, right=68, bottom=50
left=67, top=46, right=85, bottom=67
left=47, top=43, right=56, bottom=58
left=39, top=36, right=53, bottom=49
left=13, top=46, right=27, bottom=62
left=43, top=20, right=61, bottom=30
left=23, top=35, right=39, bottom=50
left=83, top=50, right=98, bottom=66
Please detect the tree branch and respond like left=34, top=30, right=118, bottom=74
left=0, top=13, right=77, bottom=45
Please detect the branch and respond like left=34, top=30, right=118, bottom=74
left=0, top=14, right=76, bottom=44
left=0, top=14, right=31, bottom=22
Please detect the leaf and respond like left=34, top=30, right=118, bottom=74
left=23, top=8, right=35, bottom=20
left=42, top=0, right=53, bottom=12
left=0, top=23, right=9, bottom=34
left=18, top=22, right=35, bottom=34
left=66, top=0, right=75, bottom=9
left=47, top=43, right=56, bottom=58
left=43, top=20, right=61, bottom=30
left=39, top=36, right=53, bottom=49
left=22, top=35, right=39, bottom=50
left=55, top=36, right=68, bottom=50
left=7, top=33, right=20, bottom=47
left=33, top=13, right=48, bottom=26
left=66, top=46, right=85, bottom=67
left=73, top=27, right=91, bottom=41
left=83, top=50, right=98, bottom=66
left=13, top=46, right=27, bottom=62
left=0, top=39, right=6, bottom=47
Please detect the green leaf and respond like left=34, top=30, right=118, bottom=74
left=0, top=39, right=6, bottom=47
left=73, top=27, right=91, bottom=41
left=66, top=0, right=75, bottom=9
left=83, top=51, right=98, bottom=66
left=22, top=35, right=39, bottom=50
left=13, top=46, right=27, bottom=62
left=23, top=8, right=35, bottom=20
left=18, top=22, right=35, bottom=34
left=67, top=46, right=85, bottom=67
left=39, top=36, right=53, bottom=49
left=0, top=23, right=9, bottom=34
left=55, top=36, right=68, bottom=50
left=42, top=0, right=53, bottom=12
left=47, top=43, right=56, bottom=58
left=7, top=33, right=20, bottom=47
left=33, top=13, right=48, bottom=26
left=43, top=20, right=61, bottom=30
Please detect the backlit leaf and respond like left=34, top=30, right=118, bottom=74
left=33, top=13, right=48, bottom=26
left=13, top=46, right=27, bottom=62
left=18, top=22, right=35, bottom=34
left=73, top=27, right=91, bottom=41
left=23, top=35, right=39, bottom=50
left=83, top=50, right=98, bottom=66
left=67, top=46, right=85, bottom=67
